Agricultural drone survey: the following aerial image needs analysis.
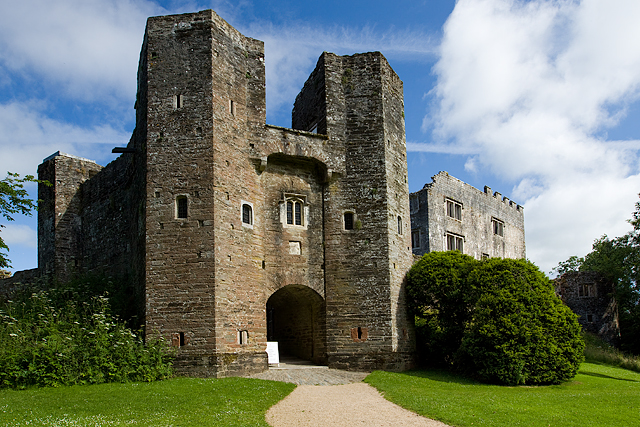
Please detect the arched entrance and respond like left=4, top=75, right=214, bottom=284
left=266, top=284, right=326, bottom=364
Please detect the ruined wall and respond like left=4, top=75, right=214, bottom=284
left=410, top=172, right=525, bottom=260
left=556, top=271, right=620, bottom=345
left=37, top=153, right=103, bottom=281
left=29, top=9, right=419, bottom=377
left=293, top=52, right=414, bottom=371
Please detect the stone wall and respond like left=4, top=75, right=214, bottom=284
left=23, top=9, right=417, bottom=377
left=556, top=271, right=620, bottom=345
left=410, top=171, right=525, bottom=260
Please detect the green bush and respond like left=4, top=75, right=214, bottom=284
left=407, top=251, right=479, bottom=365
left=458, top=258, right=584, bottom=384
left=0, top=289, right=173, bottom=389
left=408, top=253, right=584, bottom=385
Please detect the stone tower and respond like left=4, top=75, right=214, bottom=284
left=35, top=9, right=414, bottom=376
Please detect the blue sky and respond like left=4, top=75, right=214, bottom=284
left=2, top=0, right=640, bottom=275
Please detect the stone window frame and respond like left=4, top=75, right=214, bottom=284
left=492, top=217, right=505, bottom=237
left=397, top=216, right=403, bottom=235
left=237, top=330, right=249, bottom=345
left=280, top=194, right=308, bottom=230
left=343, top=211, right=356, bottom=231
left=175, top=195, right=188, bottom=219
left=409, top=194, right=420, bottom=214
left=579, top=283, right=596, bottom=298
left=445, top=232, right=464, bottom=253
left=411, top=229, right=420, bottom=249
left=445, top=198, right=463, bottom=221
left=241, top=200, right=254, bottom=229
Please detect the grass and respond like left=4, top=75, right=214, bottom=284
left=366, top=362, right=640, bottom=427
left=0, top=377, right=295, bottom=426
left=583, top=332, right=640, bottom=373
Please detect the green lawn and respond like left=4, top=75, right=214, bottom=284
left=366, top=362, right=640, bottom=427
left=0, top=377, right=295, bottom=427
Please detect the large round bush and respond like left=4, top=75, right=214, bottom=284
left=458, top=258, right=584, bottom=385
left=408, top=253, right=584, bottom=385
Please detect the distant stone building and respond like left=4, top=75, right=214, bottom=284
left=410, top=172, right=526, bottom=260
left=22, top=9, right=415, bottom=377
left=555, top=271, right=620, bottom=345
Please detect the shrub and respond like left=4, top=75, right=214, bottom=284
left=0, top=289, right=173, bottom=389
left=407, top=251, right=479, bottom=365
left=458, top=259, right=584, bottom=385
left=408, top=253, right=584, bottom=385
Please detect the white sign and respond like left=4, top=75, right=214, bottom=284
left=266, top=341, right=279, bottom=365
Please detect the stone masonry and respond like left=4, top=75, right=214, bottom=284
left=410, top=171, right=525, bottom=260
left=555, top=271, right=620, bottom=345
left=29, top=9, right=415, bottom=377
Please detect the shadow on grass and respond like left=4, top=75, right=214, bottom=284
left=385, top=368, right=482, bottom=386
left=579, top=371, right=639, bottom=382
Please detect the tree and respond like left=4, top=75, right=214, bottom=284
left=408, top=253, right=584, bottom=385
left=0, top=172, right=42, bottom=269
left=554, top=197, right=640, bottom=354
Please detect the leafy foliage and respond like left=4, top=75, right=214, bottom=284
left=554, top=197, right=640, bottom=355
left=0, top=172, right=48, bottom=268
left=0, top=285, right=173, bottom=389
left=408, top=252, right=584, bottom=385
left=406, top=251, right=479, bottom=365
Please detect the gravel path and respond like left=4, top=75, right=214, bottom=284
left=248, top=364, right=451, bottom=427
left=265, top=383, right=451, bottom=427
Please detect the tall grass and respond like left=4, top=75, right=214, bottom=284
left=0, top=290, right=173, bottom=389
left=582, top=332, right=640, bottom=372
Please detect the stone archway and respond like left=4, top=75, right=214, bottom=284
left=266, top=284, right=326, bottom=364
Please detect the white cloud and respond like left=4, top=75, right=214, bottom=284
left=0, top=101, right=130, bottom=176
left=248, top=23, right=437, bottom=120
left=1, top=224, right=37, bottom=248
left=414, top=0, right=640, bottom=272
left=0, top=0, right=162, bottom=102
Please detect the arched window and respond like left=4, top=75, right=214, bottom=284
left=286, top=199, right=303, bottom=226
left=176, top=196, right=188, bottom=219
left=397, top=216, right=402, bottom=234
left=242, top=203, right=253, bottom=225
left=241, top=201, right=254, bottom=228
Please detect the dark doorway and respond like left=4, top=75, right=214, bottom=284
left=266, top=284, right=326, bottom=364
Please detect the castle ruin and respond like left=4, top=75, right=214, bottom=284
left=34, top=10, right=415, bottom=377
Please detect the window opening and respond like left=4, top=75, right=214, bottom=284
left=344, top=212, right=354, bottom=230
left=586, top=314, right=594, bottom=323
left=397, top=216, right=403, bottom=234
left=295, top=202, right=302, bottom=225
left=173, top=94, right=184, bottom=109
left=446, top=233, right=464, bottom=252
left=492, top=218, right=504, bottom=236
left=411, top=230, right=420, bottom=249
left=446, top=199, right=462, bottom=220
left=238, top=330, right=248, bottom=345
left=286, top=199, right=303, bottom=226
left=409, top=194, right=420, bottom=213
left=179, top=332, right=185, bottom=346
left=230, top=100, right=236, bottom=116
left=242, top=203, right=253, bottom=225
left=579, top=284, right=595, bottom=297
left=176, top=196, right=188, bottom=219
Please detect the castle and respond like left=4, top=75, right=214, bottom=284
left=410, top=172, right=525, bottom=260
left=33, top=10, right=415, bottom=377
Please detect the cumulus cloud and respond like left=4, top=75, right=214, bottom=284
left=0, top=101, right=130, bottom=176
left=1, top=224, right=37, bottom=248
left=412, top=0, right=640, bottom=272
left=248, top=23, right=436, bottom=120
left=0, top=0, right=162, bottom=102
